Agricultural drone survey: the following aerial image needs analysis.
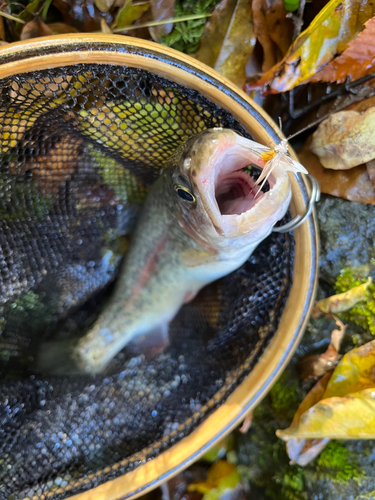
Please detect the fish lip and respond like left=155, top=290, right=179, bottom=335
left=196, top=134, right=288, bottom=237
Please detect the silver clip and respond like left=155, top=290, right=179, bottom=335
left=272, top=174, right=320, bottom=233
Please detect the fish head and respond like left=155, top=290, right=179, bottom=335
left=168, top=128, right=303, bottom=254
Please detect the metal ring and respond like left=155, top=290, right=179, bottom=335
left=272, top=174, right=320, bottom=233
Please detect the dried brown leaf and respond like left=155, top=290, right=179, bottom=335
left=94, top=0, right=116, bottom=13
left=312, top=16, right=375, bottom=84
left=196, top=0, right=256, bottom=88
left=298, top=316, right=346, bottom=381
left=298, top=137, right=375, bottom=204
left=20, top=18, right=53, bottom=40
left=252, top=0, right=293, bottom=72
left=148, top=0, right=175, bottom=42
left=196, top=0, right=238, bottom=68
left=311, top=108, right=375, bottom=169
left=53, top=0, right=106, bottom=32
left=47, top=22, right=79, bottom=34
left=245, top=0, right=375, bottom=94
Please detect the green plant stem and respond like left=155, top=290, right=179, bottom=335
left=41, top=0, right=53, bottom=20
left=112, top=13, right=211, bottom=33
left=0, top=10, right=25, bottom=24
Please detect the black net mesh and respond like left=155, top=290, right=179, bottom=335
left=0, top=64, right=294, bottom=499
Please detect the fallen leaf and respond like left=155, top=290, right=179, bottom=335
left=94, top=0, right=116, bottom=12
left=297, top=316, right=346, bottom=380
left=196, top=0, right=239, bottom=67
left=100, top=18, right=113, bottom=33
left=189, top=461, right=241, bottom=500
left=312, top=16, right=375, bottom=84
left=298, top=137, right=375, bottom=204
left=245, top=0, right=375, bottom=93
left=196, top=0, right=256, bottom=88
left=280, top=373, right=332, bottom=465
left=148, top=0, right=175, bottom=42
left=113, top=0, right=150, bottom=29
left=278, top=340, right=375, bottom=441
left=47, top=22, right=79, bottom=33
left=0, top=12, right=4, bottom=40
left=315, top=278, right=372, bottom=314
left=20, top=18, right=53, bottom=40
left=311, top=108, right=375, bottom=169
left=252, top=0, right=293, bottom=71
left=53, top=0, right=107, bottom=32
left=367, top=159, right=375, bottom=189
left=322, top=338, right=375, bottom=398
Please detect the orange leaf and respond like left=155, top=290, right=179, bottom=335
left=312, top=16, right=375, bottom=84
left=245, top=0, right=375, bottom=94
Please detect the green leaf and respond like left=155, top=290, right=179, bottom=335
left=113, top=0, right=150, bottom=29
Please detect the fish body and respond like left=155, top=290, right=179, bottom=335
left=71, top=128, right=306, bottom=373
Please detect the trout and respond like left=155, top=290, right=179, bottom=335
left=45, top=128, right=307, bottom=374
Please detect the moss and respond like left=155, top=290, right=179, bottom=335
left=316, top=442, right=364, bottom=485
left=271, top=467, right=308, bottom=500
left=269, top=372, right=298, bottom=420
left=334, top=267, right=375, bottom=335
left=356, top=491, right=375, bottom=500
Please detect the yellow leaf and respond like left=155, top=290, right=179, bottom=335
left=245, top=0, right=375, bottom=93
left=315, top=277, right=372, bottom=313
left=277, top=340, right=375, bottom=443
left=188, top=460, right=240, bottom=498
left=311, top=109, right=375, bottom=169
left=322, top=339, right=375, bottom=399
left=196, top=0, right=256, bottom=88
left=279, top=389, right=375, bottom=440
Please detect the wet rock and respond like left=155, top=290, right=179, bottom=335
left=234, top=196, right=375, bottom=500
left=317, top=196, right=375, bottom=283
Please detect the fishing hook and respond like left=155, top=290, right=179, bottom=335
left=273, top=174, right=320, bottom=233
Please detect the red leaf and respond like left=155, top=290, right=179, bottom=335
left=311, top=16, right=375, bottom=84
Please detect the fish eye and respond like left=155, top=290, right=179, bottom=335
left=175, top=186, right=196, bottom=203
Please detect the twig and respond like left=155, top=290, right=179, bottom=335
left=287, top=0, right=306, bottom=41
left=0, top=9, right=25, bottom=24
left=112, top=13, right=211, bottom=33
left=288, top=71, right=375, bottom=120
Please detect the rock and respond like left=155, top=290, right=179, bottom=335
left=233, top=196, right=375, bottom=500
left=317, top=196, right=375, bottom=283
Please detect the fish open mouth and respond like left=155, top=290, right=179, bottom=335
left=215, top=165, right=271, bottom=216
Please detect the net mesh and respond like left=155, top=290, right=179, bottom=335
left=0, top=64, right=294, bottom=500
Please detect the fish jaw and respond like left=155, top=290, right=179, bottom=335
left=180, top=129, right=293, bottom=252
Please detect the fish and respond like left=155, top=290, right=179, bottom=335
left=39, top=128, right=307, bottom=374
